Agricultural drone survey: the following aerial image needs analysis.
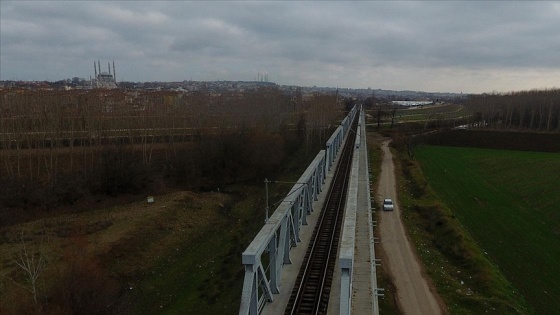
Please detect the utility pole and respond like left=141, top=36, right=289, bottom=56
left=264, top=178, right=270, bottom=223
left=264, top=179, right=309, bottom=224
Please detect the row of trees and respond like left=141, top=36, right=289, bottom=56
left=465, top=89, right=560, bottom=132
left=0, top=88, right=342, bottom=224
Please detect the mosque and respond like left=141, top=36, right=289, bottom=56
left=91, top=60, right=118, bottom=89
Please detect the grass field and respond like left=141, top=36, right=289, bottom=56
left=396, top=103, right=467, bottom=123
left=0, top=190, right=245, bottom=314
left=0, top=181, right=294, bottom=314
left=416, top=145, right=560, bottom=315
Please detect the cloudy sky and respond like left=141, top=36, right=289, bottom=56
left=1, top=1, right=559, bottom=93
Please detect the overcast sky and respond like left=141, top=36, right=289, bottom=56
left=1, top=1, right=559, bottom=93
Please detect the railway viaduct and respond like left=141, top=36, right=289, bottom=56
left=239, top=105, right=381, bottom=315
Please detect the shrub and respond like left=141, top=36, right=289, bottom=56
left=52, top=172, right=86, bottom=206
left=47, top=238, right=119, bottom=314
left=97, top=146, right=148, bottom=196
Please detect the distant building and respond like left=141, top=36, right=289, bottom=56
left=91, top=60, right=117, bottom=89
left=391, top=100, right=434, bottom=108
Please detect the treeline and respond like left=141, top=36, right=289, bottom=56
left=0, top=88, right=341, bottom=225
left=465, top=88, right=560, bottom=132
left=419, top=129, right=560, bottom=153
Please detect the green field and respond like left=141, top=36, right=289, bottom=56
left=416, top=146, right=560, bottom=315
left=396, top=103, right=467, bottom=123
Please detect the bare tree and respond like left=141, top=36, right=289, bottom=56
left=389, top=104, right=398, bottom=129
left=465, top=89, right=559, bottom=132
left=373, top=101, right=385, bottom=129
left=12, top=231, right=47, bottom=312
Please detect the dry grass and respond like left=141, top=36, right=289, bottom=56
left=0, top=190, right=232, bottom=314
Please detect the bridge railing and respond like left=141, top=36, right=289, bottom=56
left=326, top=125, right=343, bottom=171
left=239, top=105, right=357, bottom=315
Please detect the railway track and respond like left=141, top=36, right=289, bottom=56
left=285, top=115, right=359, bottom=315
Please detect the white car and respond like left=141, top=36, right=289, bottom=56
left=383, top=198, right=394, bottom=211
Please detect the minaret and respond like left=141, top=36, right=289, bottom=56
left=94, top=61, right=97, bottom=77
left=98, top=60, right=101, bottom=76
left=113, top=61, right=116, bottom=83
left=108, top=62, right=111, bottom=75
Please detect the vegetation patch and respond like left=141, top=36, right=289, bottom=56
left=415, top=145, right=560, bottom=315
left=464, top=89, right=559, bottom=132
left=391, top=142, right=534, bottom=314
left=420, top=129, right=560, bottom=153
left=0, top=88, right=346, bottom=314
left=0, top=88, right=340, bottom=227
left=0, top=133, right=329, bottom=315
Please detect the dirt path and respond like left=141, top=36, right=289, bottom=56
left=377, top=140, right=443, bottom=315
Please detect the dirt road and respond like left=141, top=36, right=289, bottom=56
left=378, top=140, right=443, bottom=315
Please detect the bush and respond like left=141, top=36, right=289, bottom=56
left=47, top=239, right=119, bottom=314
left=97, top=146, right=148, bottom=196
left=164, top=148, right=201, bottom=188
left=411, top=202, right=472, bottom=263
left=400, top=159, right=428, bottom=198
left=52, top=172, right=86, bottom=206
left=247, top=129, right=286, bottom=180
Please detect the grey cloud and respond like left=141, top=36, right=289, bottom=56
left=1, top=1, right=559, bottom=92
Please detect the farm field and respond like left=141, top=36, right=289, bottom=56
left=396, top=103, right=467, bottom=123
left=416, top=145, right=560, bottom=315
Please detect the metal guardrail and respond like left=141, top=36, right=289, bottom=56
left=239, top=106, right=357, bottom=315
left=364, top=109, right=381, bottom=315
left=326, top=125, right=343, bottom=171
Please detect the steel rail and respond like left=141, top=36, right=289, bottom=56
left=285, top=115, right=358, bottom=315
